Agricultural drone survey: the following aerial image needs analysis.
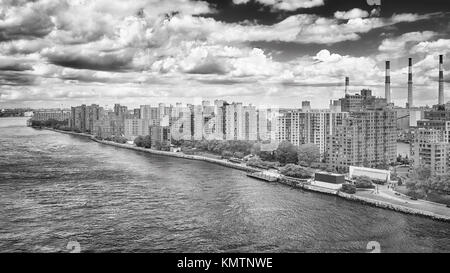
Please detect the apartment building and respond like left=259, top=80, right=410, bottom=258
left=412, top=106, right=450, bottom=175
left=70, top=104, right=103, bottom=133
left=124, top=119, right=151, bottom=140
left=276, top=109, right=348, bottom=156
left=326, top=110, right=397, bottom=171
left=412, top=128, right=450, bottom=175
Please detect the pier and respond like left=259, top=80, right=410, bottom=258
left=247, top=172, right=279, bottom=182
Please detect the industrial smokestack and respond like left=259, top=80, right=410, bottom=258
left=438, top=54, right=444, bottom=105
left=408, top=58, right=413, bottom=108
left=345, top=77, right=349, bottom=95
left=385, top=61, right=391, bottom=104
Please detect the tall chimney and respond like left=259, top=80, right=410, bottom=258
left=438, top=54, right=444, bottom=105
left=385, top=61, right=391, bottom=104
left=408, top=58, right=413, bottom=108
left=345, top=77, right=349, bottom=95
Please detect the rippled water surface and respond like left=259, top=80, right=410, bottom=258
left=0, top=117, right=449, bottom=252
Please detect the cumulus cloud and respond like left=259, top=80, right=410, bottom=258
left=334, top=8, right=369, bottom=20
left=379, top=31, right=436, bottom=52
left=411, top=39, right=450, bottom=55
left=0, top=0, right=447, bottom=107
left=159, top=12, right=426, bottom=46
left=288, top=49, right=380, bottom=87
left=0, top=39, right=49, bottom=55
left=376, top=31, right=437, bottom=60
left=232, top=0, right=324, bottom=10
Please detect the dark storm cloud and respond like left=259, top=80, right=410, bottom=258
left=0, top=63, right=33, bottom=72
left=0, top=25, right=53, bottom=42
left=43, top=49, right=135, bottom=72
left=0, top=71, right=36, bottom=86
left=0, top=3, right=55, bottom=42
left=281, top=81, right=342, bottom=87
left=57, top=74, right=117, bottom=84
left=196, top=78, right=251, bottom=85
left=186, top=60, right=228, bottom=74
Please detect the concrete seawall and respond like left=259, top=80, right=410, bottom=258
left=337, top=192, right=450, bottom=222
left=44, top=128, right=450, bottom=223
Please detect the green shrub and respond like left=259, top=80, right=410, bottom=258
left=354, top=176, right=375, bottom=189
left=279, top=164, right=313, bottom=179
left=341, top=183, right=356, bottom=194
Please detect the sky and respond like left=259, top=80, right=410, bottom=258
left=0, top=0, right=449, bottom=109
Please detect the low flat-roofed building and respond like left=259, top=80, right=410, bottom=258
left=32, top=109, right=70, bottom=122
left=349, top=166, right=390, bottom=183
left=314, top=172, right=345, bottom=184
left=311, top=172, right=345, bottom=190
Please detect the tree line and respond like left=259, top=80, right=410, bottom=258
left=169, top=139, right=322, bottom=167
left=31, top=119, right=70, bottom=131
left=405, top=166, right=450, bottom=199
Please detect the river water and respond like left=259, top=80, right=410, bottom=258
left=0, top=117, right=449, bottom=253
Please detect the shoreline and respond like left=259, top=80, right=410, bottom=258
left=44, top=128, right=260, bottom=173
left=43, top=127, right=450, bottom=223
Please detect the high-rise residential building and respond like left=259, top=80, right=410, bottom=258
left=243, top=105, right=257, bottom=141
left=70, top=104, right=103, bottom=133
left=158, top=103, right=166, bottom=120
left=304, top=110, right=348, bottom=157
left=85, top=104, right=103, bottom=133
left=276, top=109, right=348, bottom=157
left=93, top=111, right=125, bottom=138
left=411, top=105, right=450, bottom=175
left=214, top=100, right=227, bottom=140
left=140, top=105, right=151, bottom=120
left=326, top=110, right=397, bottom=171
left=225, top=102, right=243, bottom=140
left=150, top=125, right=171, bottom=147
left=202, top=105, right=217, bottom=140
left=70, top=104, right=87, bottom=132
left=133, top=108, right=141, bottom=119
left=329, top=100, right=342, bottom=112
left=257, top=109, right=269, bottom=142
left=124, top=119, right=150, bottom=140
left=191, top=105, right=204, bottom=141
left=140, top=105, right=162, bottom=126
left=170, top=105, right=192, bottom=141
left=114, top=104, right=128, bottom=117
left=411, top=128, right=449, bottom=176
left=302, top=101, right=311, bottom=111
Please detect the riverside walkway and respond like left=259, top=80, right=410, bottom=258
left=355, top=186, right=450, bottom=219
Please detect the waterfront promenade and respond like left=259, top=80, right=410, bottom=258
left=45, top=128, right=450, bottom=222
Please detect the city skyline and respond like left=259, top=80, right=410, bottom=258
left=0, top=0, right=449, bottom=109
